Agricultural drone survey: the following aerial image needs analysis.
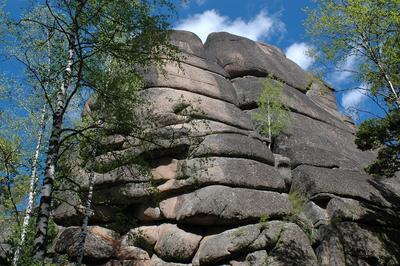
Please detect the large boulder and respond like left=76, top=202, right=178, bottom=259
left=316, top=223, right=400, bottom=265
left=154, top=224, right=202, bottom=262
left=274, top=112, right=374, bottom=170
left=168, top=30, right=227, bottom=76
left=191, top=134, right=274, bottom=165
left=159, top=185, right=292, bottom=224
left=232, top=76, right=350, bottom=131
left=193, top=222, right=283, bottom=265
left=173, top=157, right=286, bottom=191
left=55, top=226, right=119, bottom=261
left=292, top=165, right=392, bottom=207
left=268, top=223, right=318, bottom=266
left=140, top=87, right=252, bottom=129
left=205, top=32, right=312, bottom=91
left=141, top=62, right=237, bottom=104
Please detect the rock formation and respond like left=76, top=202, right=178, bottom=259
left=50, top=31, right=400, bottom=266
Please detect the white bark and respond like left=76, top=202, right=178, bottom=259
left=32, top=35, right=75, bottom=261
left=76, top=131, right=100, bottom=266
left=12, top=104, right=47, bottom=266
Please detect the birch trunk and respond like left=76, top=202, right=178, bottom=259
left=32, top=37, right=75, bottom=261
left=76, top=133, right=99, bottom=265
left=12, top=104, right=47, bottom=266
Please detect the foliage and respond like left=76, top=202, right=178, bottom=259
left=6, top=219, right=36, bottom=266
left=0, top=0, right=181, bottom=261
left=259, top=214, right=270, bottom=229
left=0, top=136, right=35, bottom=265
left=252, top=77, right=290, bottom=147
left=306, top=0, right=400, bottom=177
left=288, top=189, right=306, bottom=216
left=305, top=0, right=400, bottom=106
left=355, top=109, right=400, bottom=177
left=0, top=137, right=27, bottom=222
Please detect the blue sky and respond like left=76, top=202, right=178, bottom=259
left=2, top=0, right=386, bottom=124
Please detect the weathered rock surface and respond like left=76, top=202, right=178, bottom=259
left=191, top=134, right=274, bottom=165
left=142, top=62, right=236, bottom=104
left=154, top=224, right=202, bottom=262
left=172, top=157, right=286, bottom=191
left=275, top=112, right=374, bottom=170
left=52, top=30, right=400, bottom=266
left=233, top=76, right=350, bottom=131
left=316, top=223, right=400, bottom=266
left=141, top=87, right=252, bottom=129
left=268, top=223, right=318, bottom=266
left=292, top=165, right=391, bottom=207
left=205, top=32, right=312, bottom=91
left=193, top=222, right=282, bottom=265
left=160, top=185, right=292, bottom=224
left=55, top=226, right=119, bottom=261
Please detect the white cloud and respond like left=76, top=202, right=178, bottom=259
left=285, top=42, right=314, bottom=70
left=195, top=0, right=206, bottom=5
left=175, top=9, right=284, bottom=43
left=332, top=54, right=358, bottom=83
left=341, top=85, right=369, bottom=110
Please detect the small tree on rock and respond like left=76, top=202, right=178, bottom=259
left=252, top=77, right=290, bottom=149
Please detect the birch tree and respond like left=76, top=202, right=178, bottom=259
left=306, top=0, right=400, bottom=177
left=252, top=77, right=290, bottom=149
left=305, top=0, right=400, bottom=108
left=11, top=105, right=47, bottom=266
left=1, top=0, right=179, bottom=261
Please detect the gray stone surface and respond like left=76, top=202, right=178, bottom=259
left=53, top=30, right=400, bottom=266
left=154, top=224, right=202, bottom=262
left=93, top=182, right=152, bottom=205
left=326, top=197, right=399, bottom=228
left=141, top=62, right=237, bottom=104
left=116, top=246, right=151, bottom=261
left=233, top=76, right=349, bottom=131
left=268, top=223, right=318, bottom=266
left=160, top=185, right=292, bottom=224
left=102, top=259, right=150, bottom=266
left=317, top=223, right=400, bottom=266
left=191, top=134, right=274, bottom=165
left=306, top=80, right=356, bottom=132
left=168, top=31, right=227, bottom=76
left=315, top=225, right=346, bottom=266
left=274, top=111, right=374, bottom=170
left=0, top=243, right=10, bottom=265
left=292, top=165, right=391, bottom=207
left=157, top=119, right=252, bottom=138
left=141, top=87, right=252, bottom=129
left=274, top=153, right=292, bottom=187
left=150, top=254, right=191, bottom=266
left=205, top=32, right=312, bottom=91
left=193, top=222, right=283, bottom=266
left=302, top=201, right=329, bottom=227
left=55, top=226, right=119, bottom=261
left=164, top=157, right=286, bottom=192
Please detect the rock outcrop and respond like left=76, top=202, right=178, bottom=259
left=52, top=31, right=400, bottom=266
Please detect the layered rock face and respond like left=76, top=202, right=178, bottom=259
left=52, top=31, right=400, bottom=266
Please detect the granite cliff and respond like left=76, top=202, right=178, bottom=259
left=50, top=31, right=400, bottom=266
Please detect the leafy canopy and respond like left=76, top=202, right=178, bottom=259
left=355, top=109, right=400, bottom=177
left=305, top=0, right=400, bottom=105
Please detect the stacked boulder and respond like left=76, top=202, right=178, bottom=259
left=52, top=31, right=400, bottom=265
